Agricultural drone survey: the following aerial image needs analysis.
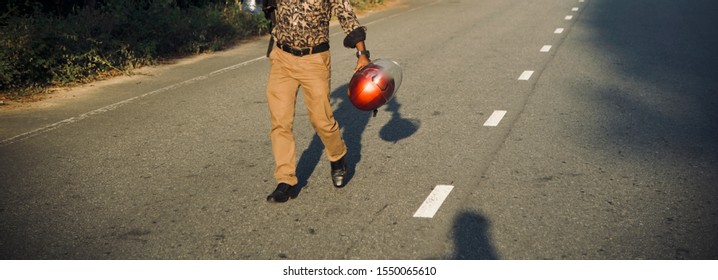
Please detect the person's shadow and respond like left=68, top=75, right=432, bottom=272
left=294, top=83, right=420, bottom=192
left=448, top=212, right=499, bottom=259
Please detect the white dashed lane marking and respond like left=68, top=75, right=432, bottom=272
left=414, top=185, right=454, bottom=218
left=483, top=110, right=507, bottom=127
left=518, top=70, right=535, bottom=80
left=423, top=0, right=588, bottom=219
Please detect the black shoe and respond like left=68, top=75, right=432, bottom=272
left=330, top=156, right=348, bottom=188
left=266, top=183, right=297, bottom=203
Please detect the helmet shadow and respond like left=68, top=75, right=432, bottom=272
left=379, top=95, right=420, bottom=143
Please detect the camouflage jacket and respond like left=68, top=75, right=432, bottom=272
left=272, top=0, right=366, bottom=49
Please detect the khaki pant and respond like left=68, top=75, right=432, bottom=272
left=266, top=47, right=347, bottom=186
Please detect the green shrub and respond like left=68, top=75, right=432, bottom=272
left=1, top=0, right=268, bottom=98
left=350, top=0, right=385, bottom=9
left=1, top=0, right=381, bottom=99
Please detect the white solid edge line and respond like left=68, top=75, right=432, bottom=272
left=519, top=70, right=535, bottom=81
left=5, top=2, right=440, bottom=147
left=413, top=185, right=454, bottom=218
left=483, top=110, right=507, bottom=127
left=0, top=56, right=266, bottom=146
left=540, top=45, right=552, bottom=52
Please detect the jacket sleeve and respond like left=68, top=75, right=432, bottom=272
left=331, top=0, right=367, bottom=48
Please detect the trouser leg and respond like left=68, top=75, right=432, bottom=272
left=266, top=48, right=300, bottom=186
left=297, top=51, right=347, bottom=162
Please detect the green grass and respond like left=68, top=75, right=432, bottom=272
left=0, top=0, right=385, bottom=100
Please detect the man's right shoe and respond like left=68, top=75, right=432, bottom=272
left=330, top=156, right=348, bottom=188
left=266, top=183, right=297, bottom=203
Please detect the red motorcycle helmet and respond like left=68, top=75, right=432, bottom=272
left=348, top=59, right=403, bottom=112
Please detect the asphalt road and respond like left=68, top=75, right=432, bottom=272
left=1, top=0, right=717, bottom=260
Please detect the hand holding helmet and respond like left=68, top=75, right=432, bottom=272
left=348, top=59, right=403, bottom=113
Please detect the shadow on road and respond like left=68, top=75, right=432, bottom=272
left=379, top=94, right=420, bottom=143
left=295, top=83, right=419, bottom=193
left=448, top=211, right=499, bottom=260
left=576, top=0, right=718, bottom=258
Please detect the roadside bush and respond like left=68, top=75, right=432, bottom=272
left=350, top=0, right=385, bottom=9
left=1, top=0, right=268, bottom=98
left=1, top=0, right=382, bottom=99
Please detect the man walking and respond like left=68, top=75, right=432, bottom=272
left=264, top=0, right=371, bottom=203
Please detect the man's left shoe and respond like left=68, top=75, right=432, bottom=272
left=330, top=156, right=348, bottom=188
left=266, top=183, right=297, bottom=203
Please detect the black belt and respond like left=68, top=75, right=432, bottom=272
left=277, top=42, right=329, bottom=56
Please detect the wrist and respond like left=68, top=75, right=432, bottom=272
left=356, top=50, right=370, bottom=59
